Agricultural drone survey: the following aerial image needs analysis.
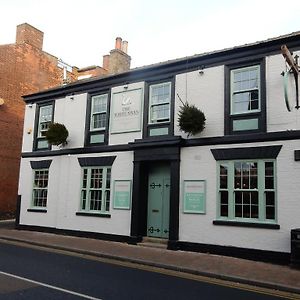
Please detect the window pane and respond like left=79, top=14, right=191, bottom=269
left=235, top=204, right=242, bottom=217
left=219, top=164, right=228, bottom=189
left=266, top=191, right=275, bottom=206
left=105, top=190, right=110, bottom=212
left=151, top=104, right=170, bottom=122
left=81, top=190, right=87, bottom=209
left=90, top=169, right=103, bottom=189
left=265, top=162, right=274, bottom=189
left=220, top=191, right=228, bottom=217
left=151, top=83, right=170, bottom=104
left=92, top=113, right=106, bottom=129
left=266, top=206, right=275, bottom=220
left=90, top=190, right=102, bottom=211
left=106, top=168, right=111, bottom=189
left=92, top=95, right=107, bottom=113
left=234, top=162, right=241, bottom=189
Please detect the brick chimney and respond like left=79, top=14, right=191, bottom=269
left=102, top=37, right=131, bottom=74
left=16, top=23, right=44, bottom=50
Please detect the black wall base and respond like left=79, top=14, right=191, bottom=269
left=175, top=241, right=290, bottom=265
left=15, top=224, right=290, bottom=265
left=16, top=224, right=132, bottom=244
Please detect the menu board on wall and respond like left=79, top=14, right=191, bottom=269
left=110, top=88, right=143, bottom=134
left=113, top=180, right=132, bottom=210
left=183, top=180, right=206, bottom=214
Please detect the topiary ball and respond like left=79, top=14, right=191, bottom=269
left=178, top=102, right=206, bottom=137
left=45, top=123, right=69, bottom=146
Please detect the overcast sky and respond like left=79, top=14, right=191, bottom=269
left=1, top=0, right=300, bottom=69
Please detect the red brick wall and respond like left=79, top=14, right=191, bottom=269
left=0, top=39, right=76, bottom=217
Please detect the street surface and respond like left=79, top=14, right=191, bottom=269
left=0, top=240, right=296, bottom=299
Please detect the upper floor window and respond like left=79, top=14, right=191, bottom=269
left=34, top=102, right=54, bottom=150
left=86, top=93, right=109, bottom=145
left=144, top=80, right=174, bottom=138
left=149, top=82, right=171, bottom=124
left=225, top=60, right=266, bottom=135
left=231, top=66, right=260, bottom=115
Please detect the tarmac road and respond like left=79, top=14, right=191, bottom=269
left=0, top=240, right=295, bottom=300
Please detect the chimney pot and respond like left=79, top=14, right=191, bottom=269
left=103, top=54, right=110, bottom=70
left=115, top=37, right=122, bottom=50
left=121, top=41, right=128, bottom=54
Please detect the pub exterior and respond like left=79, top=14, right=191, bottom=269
left=18, top=32, right=300, bottom=264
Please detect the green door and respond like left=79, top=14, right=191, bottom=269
left=147, top=164, right=170, bottom=238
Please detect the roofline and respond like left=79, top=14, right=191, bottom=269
left=23, top=31, right=300, bottom=103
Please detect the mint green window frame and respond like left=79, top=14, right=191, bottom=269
left=148, top=82, right=171, bottom=124
left=32, top=169, right=49, bottom=208
left=80, top=167, right=111, bottom=213
left=231, top=65, right=260, bottom=115
left=217, top=160, right=276, bottom=223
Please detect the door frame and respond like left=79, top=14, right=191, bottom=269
left=130, top=138, right=181, bottom=249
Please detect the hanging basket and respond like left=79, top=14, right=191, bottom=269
left=178, top=101, right=206, bottom=137
left=45, top=123, right=69, bottom=146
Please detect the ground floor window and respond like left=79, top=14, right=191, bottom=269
left=218, top=160, right=276, bottom=222
left=32, top=169, right=49, bottom=207
left=80, top=167, right=111, bottom=213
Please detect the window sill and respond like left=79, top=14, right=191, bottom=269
left=27, top=208, right=47, bottom=213
left=213, top=220, right=280, bottom=229
left=76, top=212, right=111, bottom=218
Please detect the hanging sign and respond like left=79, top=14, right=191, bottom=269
left=281, top=45, right=299, bottom=111
left=113, top=180, right=132, bottom=210
left=183, top=180, right=206, bottom=214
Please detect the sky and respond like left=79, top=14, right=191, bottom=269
left=1, top=0, right=300, bottom=69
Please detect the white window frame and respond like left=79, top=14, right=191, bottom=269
left=80, top=167, right=111, bottom=213
left=90, top=94, right=108, bottom=131
left=217, top=159, right=276, bottom=223
left=230, top=65, right=261, bottom=115
left=37, top=104, right=53, bottom=138
left=32, top=168, right=49, bottom=208
left=148, top=82, right=171, bottom=124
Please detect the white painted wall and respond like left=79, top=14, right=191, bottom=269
left=53, top=93, right=87, bottom=149
left=21, top=103, right=36, bottom=153
left=175, top=66, right=225, bottom=138
left=19, top=151, right=134, bottom=236
left=179, top=140, right=300, bottom=253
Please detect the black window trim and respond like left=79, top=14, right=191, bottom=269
left=224, top=58, right=266, bottom=135
left=85, top=90, right=111, bottom=147
left=143, top=77, right=175, bottom=138
left=33, top=101, right=55, bottom=151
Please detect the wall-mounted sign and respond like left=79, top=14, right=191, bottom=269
left=113, top=180, right=132, bottom=210
left=183, top=180, right=206, bottom=214
left=110, top=88, right=143, bottom=134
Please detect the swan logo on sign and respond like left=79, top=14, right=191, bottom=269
left=122, top=95, right=131, bottom=106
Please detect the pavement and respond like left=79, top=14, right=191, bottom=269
left=0, top=220, right=299, bottom=296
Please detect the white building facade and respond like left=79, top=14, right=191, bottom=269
left=18, top=32, right=300, bottom=264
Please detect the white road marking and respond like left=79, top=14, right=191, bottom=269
left=0, top=270, right=102, bottom=300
